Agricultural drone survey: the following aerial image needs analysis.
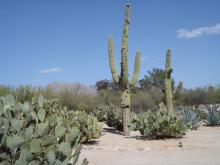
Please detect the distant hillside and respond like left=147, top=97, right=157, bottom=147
left=46, top=81, right=97, bottom=96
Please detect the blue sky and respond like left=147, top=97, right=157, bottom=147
left=0, top=0, right=220, bottom=88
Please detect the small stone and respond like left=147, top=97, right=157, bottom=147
left=118, top=148, right=126, bottom=151
left=178, top=142, right=183, bottom=148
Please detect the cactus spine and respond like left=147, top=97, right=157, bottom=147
left=108, top=4, right=141, bottom=136
left=165, top=49, right=173, bottom=112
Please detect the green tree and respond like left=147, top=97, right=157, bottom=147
left=139, top=68, right=175, bottom=92
left=95, top=79, right=118, bottom=91
left=95, top=79, right=110, bottom=91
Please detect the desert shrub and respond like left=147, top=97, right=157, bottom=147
left=130, top=87, right=164, bottom=112
left=95, top=90, right=120, bottom=106
left=131, top=91, right=157, bottom=112
left=181, top=108, right=201, bottom=130
left=182, top=88, right=208, bottom=106
left=58, top=88, right=83, bottom=110
left=38, top=86, right=56, bottom=99
left=38, top=82, right=98, bottom=112
left=207, top=86, right=220, bottom=104
left=205, top=105, right=220, bottom=126
left=0, top=85, right=11, bottom=97
left=129, top=110, right=187, bottom=139
left=0, top=95, right=89, bottom=165
left=56, top=89, right=96, bottom=112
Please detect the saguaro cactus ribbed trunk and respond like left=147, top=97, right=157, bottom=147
left=108, top=4, right=141, bottom=136
left=165, top=49, right=173, bottom=112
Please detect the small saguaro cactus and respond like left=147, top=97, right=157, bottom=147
left=164, top=49, right=173, bottom=112
left=174, top=81, right=183, bottom=100
left=108, top=3, right=141, bottom=136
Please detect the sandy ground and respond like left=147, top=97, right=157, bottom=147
left=79, top=124, right=220, bottom=165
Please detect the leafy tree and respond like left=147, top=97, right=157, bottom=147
left=95, top=79, right=110, bottom=91
left=95, top=79, right=118, bottom=91
left=139, top=68, right=175, bottom=92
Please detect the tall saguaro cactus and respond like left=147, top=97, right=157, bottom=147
left=164, top=49, right=173, bottom=112
left=108, top=4, right=141, bottom=136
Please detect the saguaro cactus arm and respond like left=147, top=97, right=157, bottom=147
left=108, top=35, right=119, bottom=83
left=130, top=50, right=141, bottom=86
left=120, top=4, right=130, bottom=86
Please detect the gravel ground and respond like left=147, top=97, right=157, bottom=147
left=78, top=125, right=220, bottom=165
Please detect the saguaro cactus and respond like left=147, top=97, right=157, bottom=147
left=174, top=81, right=183, bottom=100
left=164, top=49, right=173, bottom=112
left=108, top=4, right=141, bottom=136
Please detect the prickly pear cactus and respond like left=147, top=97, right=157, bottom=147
left=67, top=111, right=102, bottom=143
left=0, top=95, right=89, bottom=165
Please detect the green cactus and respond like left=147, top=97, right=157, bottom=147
left=128, top=110, right=187, bottom=138
left=0, top=95, right=91, bottom=165
left=165, top=49, right=173, bottom=112
left=108, top=3, right=141, bottom=136
left=174, top=81, right=183, bottom=100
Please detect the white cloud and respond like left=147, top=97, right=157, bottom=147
left=177, top=22, right=220, bottom=38
left=40, top=67, right=63, bottom=74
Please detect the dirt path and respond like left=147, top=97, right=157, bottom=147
left=79, top=124, right=220, bottom=165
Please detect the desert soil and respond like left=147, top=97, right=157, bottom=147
left=79, top=124, right=220, bottom=165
